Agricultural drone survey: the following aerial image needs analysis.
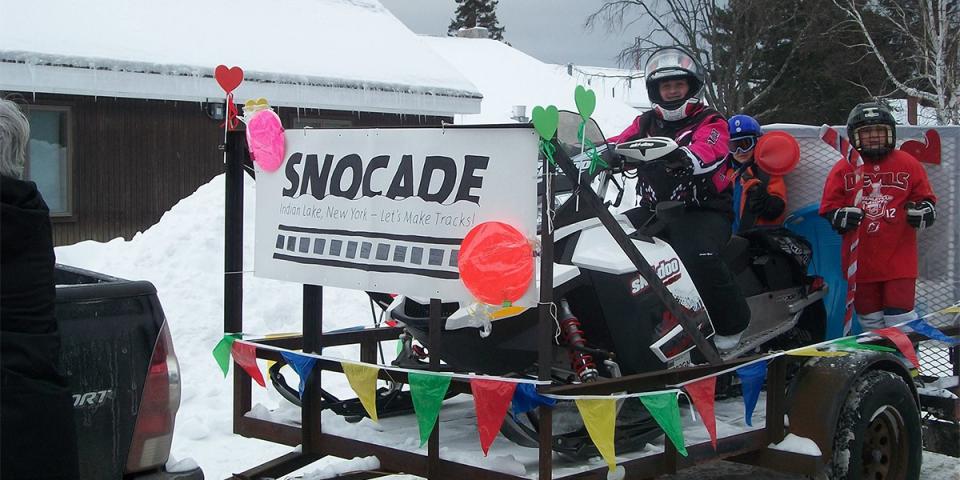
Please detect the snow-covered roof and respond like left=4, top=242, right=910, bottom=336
left=562, top=64, right=651, bottom=111
left=0, top=0, right=481, bottom=116
left=420, top=36, right=643, bottom=133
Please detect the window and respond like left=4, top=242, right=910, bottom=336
left=25, top=106, right=73, bottom=217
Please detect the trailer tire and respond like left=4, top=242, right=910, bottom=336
left=826, top=370, right=921, bottom=480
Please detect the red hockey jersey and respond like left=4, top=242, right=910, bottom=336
left=819, top=149, right=936, bottom=282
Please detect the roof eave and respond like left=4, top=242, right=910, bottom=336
left=0, top=61, right=482, bottom=116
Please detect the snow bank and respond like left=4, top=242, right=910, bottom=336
left=56, top=174, right=386, bottom=477
left=421, top=36, right=641, bottom=132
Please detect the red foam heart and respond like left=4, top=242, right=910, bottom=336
left=215, top=65, right=244, bottom=94
left=900, top=129, right=941, bottom=165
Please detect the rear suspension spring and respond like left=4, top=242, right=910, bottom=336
left=559, top=300, right=598, bottom=382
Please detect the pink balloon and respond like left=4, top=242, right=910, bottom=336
left=246, top=110, right=285, bottom=172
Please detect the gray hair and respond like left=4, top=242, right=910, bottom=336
left=0, top=98, right=30, bottom=179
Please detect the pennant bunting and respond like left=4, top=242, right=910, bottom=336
left=212, top=333, right=242, bottom=377
left=574, top=398, right=618, bottom=471
left=943, top=306, right=960, bottom=314
left=409, top=373, right=452, bottom=447
left=264, top=333, right=299, bottom=372
left=906, top=319, right=960, bottom=345
left=834, top=337, right=896, bottom=353
left=786, top=346, right=848, bottom=357
left=736, top=361, right=767, bottom=427
left=342, top=362, right=381, bottom=422
left=470, top=379, right=518, bottom=455
left=280, top=351, right=318, bottom=399
left=511, top=382, right=556, bottom=415
left=872, top=328, right=920, bottom=369
left=639, top=393, right=688, bottom=457
left=684, top=377, right=718, bottom=450
left=231, top=341, right=265, bottom=387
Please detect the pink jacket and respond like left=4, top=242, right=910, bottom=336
left=609, top=106, right=733, bottom=216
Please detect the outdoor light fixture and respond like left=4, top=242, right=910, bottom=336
left=205, top=99, right=226, bottom=121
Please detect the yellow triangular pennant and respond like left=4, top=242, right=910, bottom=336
left=786, top=346, right=848, bottom=357
left=264, top=332, right=300, bottom=370
left=342, top=362, right=380, bottom=422
left=942, top=306, right=960, bottom=314
left=490, top=305, right=528, bottom=321
left=575, top=398, right=617, bottom=472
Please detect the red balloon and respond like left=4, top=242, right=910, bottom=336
left=755, top=131, right=800, bottom=175
left=458, top=222, right=534, bottom=306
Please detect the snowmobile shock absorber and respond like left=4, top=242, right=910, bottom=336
left=559, top=299, right=598, bottom=382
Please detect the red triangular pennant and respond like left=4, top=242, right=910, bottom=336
left=231, top=341, right=265, bottom=387
left=873, top=327, right=920, bottom=369
left=684, top=376, right=718, bottom=450
left=470, top=379, right=518, bottom=455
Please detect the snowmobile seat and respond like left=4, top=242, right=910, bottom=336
left=721, top=234, right=750, bottom=273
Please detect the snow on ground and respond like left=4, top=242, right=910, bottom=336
left=56, top=175, right=959, bottom=479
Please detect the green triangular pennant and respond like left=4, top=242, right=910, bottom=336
left=834, top=337, right=896, bottom=353
left=409, top=372, right=452, bottom=447
left=212, top=333, right=242, bottom=377
left=640, top=392, right=688, bottom=457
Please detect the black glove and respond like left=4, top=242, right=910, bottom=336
left=747, top=184, right=769, bottom=213
left=905, top=200, right=936, bottom=230
left=747, top=185, right=786, bottom=219
left=827, top=207, right=864, bottom=234
left=662, top=148, right=692, bottom=177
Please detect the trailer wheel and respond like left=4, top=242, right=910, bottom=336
left=826, top=370, right=921, bottom=480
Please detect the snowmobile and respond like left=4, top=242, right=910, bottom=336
left=269, top=111, right=828, bottom=456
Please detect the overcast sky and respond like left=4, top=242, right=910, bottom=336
left=378, top=0, right=640, bottom=69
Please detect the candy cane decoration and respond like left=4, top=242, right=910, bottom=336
left=820, top=125, right=863, bottom=335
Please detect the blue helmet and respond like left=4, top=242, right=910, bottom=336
left=728, top=114, right=762, bottom=154
left=728, top=114, right=762, bottom=139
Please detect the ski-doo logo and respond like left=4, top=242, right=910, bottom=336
left=283, top=153, right=489, bottom=205
left=629, top=258, right=682, bottom=295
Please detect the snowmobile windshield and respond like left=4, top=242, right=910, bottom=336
left=556, top=110, right=606, bottom=159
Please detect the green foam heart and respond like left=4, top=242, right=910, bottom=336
left=532, top=105, right=559, bottom=141
left=574, top=85, right=596, bottom=121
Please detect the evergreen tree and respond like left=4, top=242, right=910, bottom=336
left=746, top=0, right=913, bottom=124
left=448, top=0, right=505, bottom=41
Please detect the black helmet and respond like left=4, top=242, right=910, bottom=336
left=644, top=47, right=706, bottom=121
left=846, top=102, right=897, bottom=159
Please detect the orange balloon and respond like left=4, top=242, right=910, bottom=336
left=755, top=131, right=800, bottom=175
left=458, top=222, right=533, bottom=305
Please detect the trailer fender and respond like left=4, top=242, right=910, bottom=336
left=785, top=351, right=919, bottom=461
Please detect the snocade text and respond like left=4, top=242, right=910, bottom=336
left=279, top=152, right=488, bottom=228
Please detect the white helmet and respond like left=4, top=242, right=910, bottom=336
left=644, top=47, right=706, bottom=121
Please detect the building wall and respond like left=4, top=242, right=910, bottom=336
left=11, top=93, right=449, bottom=246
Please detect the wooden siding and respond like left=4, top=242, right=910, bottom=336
left=11, top=93, right=449, bottom=246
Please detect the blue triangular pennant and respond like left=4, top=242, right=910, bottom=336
left=281, top=351, right=318, bottom=398
left=511, top=382, right=556, bottom=415
left=736, top=361, right=768, bottom=427
left=907, top=319, right=959, bottom=345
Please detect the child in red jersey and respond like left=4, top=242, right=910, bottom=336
left=819, top=102, right=937, bottom=329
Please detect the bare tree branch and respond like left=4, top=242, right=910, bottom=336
left=832, top=0, right=959, bottom=124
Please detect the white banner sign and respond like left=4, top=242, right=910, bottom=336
left=254, top=126, right=540, bottom=305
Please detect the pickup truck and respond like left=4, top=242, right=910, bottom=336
left=55, top=264, right=203, bottom=480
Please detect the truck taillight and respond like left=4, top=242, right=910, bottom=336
left=125, top=322, right=181, bottom=473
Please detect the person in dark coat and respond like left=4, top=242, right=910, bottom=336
left=1, top=98, right=79, bottom=480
